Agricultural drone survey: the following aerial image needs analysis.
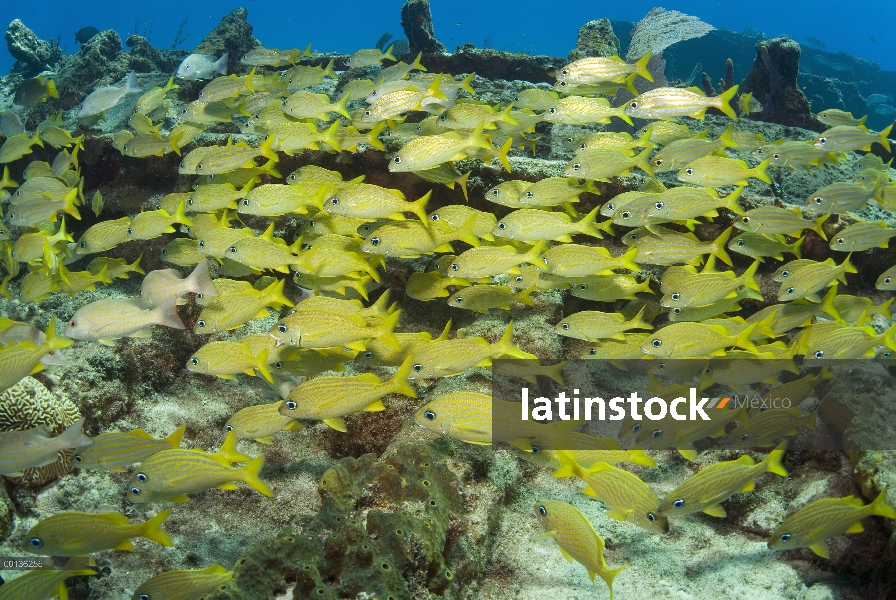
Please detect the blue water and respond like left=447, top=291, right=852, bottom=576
left=2, top=1, right=895, bottom=75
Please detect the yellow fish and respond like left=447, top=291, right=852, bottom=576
left=556, top=307, right=653, bottom=342
left=658, top=441, right=788, bottom=517
left=0, top=317, right=72, bottom=392
left=449, top=241, right=546, bottom=279
left=769, top=490, right=896, bottom=558
left=72, top=426, right=185, bottom=471
left=127, top=201, right=192, bottom=241
left=389, top=123, right=505, bottom=173
left=446, top=284, right=534, bottom=313
left=541, top=244, right=640, bottom=277
left=677, top=156, right=771, bottom=187
left=226, top=401, right=301, bottom=443
left=625, top=85, right=739, bottom=121
left=406, top=271, right=471, bottom=301
left=24, top=509, right=173, bottom=555
left=187, top=340, right=274, bottom=383
left=278, top=356, right=416, bottom=431
left=830, top=221, right=896, bottom=251
left=0, top=564, right=96, bottom=600
left=493, top=206, right=608, bottom=243
left=533, top=500, right=627, bottom=599
left=195, top=278, right=292, bottom=333
left=728, top=409, right=817, bottom=448
left=642, top=321, right=760, bottom=358
left=271, top=308, right=401, bottom=351
left=126, top=432, right=271, bottom=503
left=132, top=565, right=233, bottom=600
left=323, top=183, right=430, bottom=223
left=0, top=131, right=44, bottom=163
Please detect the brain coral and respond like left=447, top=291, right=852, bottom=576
left=0, top=376, right=81, bottom=487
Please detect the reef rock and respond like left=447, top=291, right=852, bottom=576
left=568, top=18, right=619, bottom=62
left=400, top=0, right=446, bottom=56
left=5, top=19, right=61, bottom=76
left=739, top=36, right=822, bottom=130
left=192, top=7, right=260, bottom=77
left=125, top=34, right=184, bottom=73
left=54, top=29, right=129, bottom=109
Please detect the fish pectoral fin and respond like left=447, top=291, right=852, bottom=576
left=508, top=438, right=533, bottom=452
left=364, top=399, right=386, bottom=412
left=606, top=507, right=631, bottom=522
left=170, top=494, right=190, bottom=503
left=582, top=486, right=600, bottom=498
left=533, top=530, right=557, bottom=543
left=557, top=546, right=575, bottom=563
left=345, top=340, right=368, bottom=352
left=129, top=329, right=153, bottom=338
left=217, top=482, right=239, bottom=490
left=99, top=339, right=117, bottom=346
left=475, top=358, right=492, bottom=367
left=254, top=436, right=274, bottom=444
left=739, top=480, right=755, bottom=493
left=677, top=448, right=698, bottom=461
left=323, top=417, right=348, bottom=432
left=702, top=504, right=727, bottom=517
left=846, top=521, right=865, bottom=534
left=808, top=543, right=830, bottom=558
left=113, top=539, right=135, bottom=551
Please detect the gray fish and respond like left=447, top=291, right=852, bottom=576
left=866, top=94, right=893, bottom=106
left=75, top=26, right=99, bottom=44
left=77, top=71, right=142, bottom=119
left=0, top=110, right=25, bottom=137
left=875, top=104, right=895, bottom=116
left=176, top=53, right=229, bottom=80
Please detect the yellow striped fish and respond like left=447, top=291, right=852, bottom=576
left=132, top=565, right=233, bottom=600
left=126, top=432, right=272, bottom=503
left=72, top=425, right=185, bottom=471
left=24, top=509, right=173, bottom=555
left=492, top=207, right=608, bottom=243
left=649, top=127, right=736, bottom=173
left=677, top=156, right=771, bottom=187
left=641, top=321, right=760, bottom=358
left=271, top=309, right=401, bottom=351
left=658, top=441, right=788, bottom=517
left=195, top=278, right=292, bottom=334
left=728, top=408, right=817, bottom=448
left=450, top=241, right=546, bottom=279
left=187, top=340, right=274, bottom=383
left=631, top=226, right=733, bottom=266
left=226, top=401, right=301, bottom=443
left=830, top=221, right=896, bottom=251
left=778, top=256, right=856, bottom=302
left=446, top=284, right=534, bottom=313
left=553, top=452, right=669, bottom=533
left=625, top=85, right=739, bottom=120
left=813, top=123, right=892, bottom=153
left=0, top=565, right=96, bottom=600
left=736, top=206, right=828, bottom=240
left=278, top=356, right=416, bottom=431
left=0, top=417, right=92, bottom=476
left=569, top=274, right=652, bottom=302
left=179, top=136, right=278, bottom=175
left=769, top=490, right=896, bottom=558
left=533, top=500, right=627, bottom=600
left=127, top=201, right=192, bottom=241
left=87, top=256, right=145, bottom=281
left=556, top=307, right=652, bottom=342
left=0, top=317, right=72, bottom=392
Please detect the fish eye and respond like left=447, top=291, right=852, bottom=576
left=818, top=137, right=826, bottom=145
left=647, top=512, right=657, bottom=522
left=439, top=114, right=447, bottom=120
left=538, top=505, right=547, bottom=516
left=580, top=143, right=587, bottom=150
left=739, top=433, right=749, bottom=442
left=241, top=199, right=249, bottom=206
left=290, top=174, right=297, bottom=180
left=814, top=350, right=825, bottom=358
left=572, top=163, right=581, bottom=171
left=181, top=108, right=188, bottom=114
left=652, top=339, right=662, bottom=347
left=140, top=595, right=150, bottom=600
left=525, top=191, right=534, bottom=198
left=423, top=409, right=436, bottom=420
left=225, top=425, right=233, bottom=431
left=69, top=320, right=77, bottom=328
left=621, top=210, right=632, bottom=219
left=685, top=168, right=694, bottom=175
left=632, top=423, right=641, bottom=433
left=836, top=237, right=844, bottom=245
left=814, top=196, right=823, bottom=204
left=531, top=445, right=541, bottom=454
left=742, top=216, right=750, bottom=223
left=653, top=158, right=663, bottom=166
left=884, top=351, right=892, bottom=358
left=560, top=69, right=568, bottom=75
left=548, top=107, right=556, bottom=114
left=671, top=293, right=680, bottom=301
left=654, top=201, right=664, bottom=209
left=413, top=363, right=423, bottom=372
left=277, top=324, right=287, bottom=333
left=127, top=227, right=133, bottom=235
left=430, top=214, right=440, bottom=221
left=579, top=284, right=586, bottom=290
left=672, top=307, right=681, bottom=315
left=137, top=473, right=147, bottom=482
left=651, top=429, right=663, bottom=438
left=673, top=499, right=685, bottom=509
left=588, top=348, right=596, bottom=355
left=561, top=323, right=569, bottom=330
left=607, top=203, right=615, bottom=211
left=498, top=222, right=506, bottom=230
left=130, top=487, right=140, bottom=495
left=198, top=240, right=205, bottom=247
left=786, top=287, right=794, bottom=295
left=74, top=454, right=82, bottom=461
left=886, top=277, right=892, bottom=284
left=29, top=537, right=42, bottom=548
left=330, top=197, right=339, bottom=205
left=285, top=401, right=297, bottom=410
left=273, top=361, right=283, bottom=369
left=454, top=297, right=463, bottom=303
left=492, top=189, right=500, bottom=196
left=228, top=246, right=237, bottom=253
left=780, top=534, right=791, bottom=543
left=370, top=237, right=381, bottom=246
left=189, top=357, right=199, bottom=365
left=737, top=239, right=745, bottom=246
left=393, top=156, right=401, bottom=163
left=78, top=241, right=86, bottom=248
left=197, top=320, right=206, bottom=328
left=629, top=102, right=638, bottom=109
left=363, top=351, right=373, bottom=359
left=187, top=197, right=194, bottom=205
left=450, top=263, right=459, bottom=271
left=781, top=270, right=790, bottom=277
left=516, top=276, right=524, bottom=283
left=658, top=363, right=666, bottom=369
left=364, top=110, right=371, bottom=117
left=197, top=163, right=203, bottom=169
left=559, top=81, right=567, bottom=87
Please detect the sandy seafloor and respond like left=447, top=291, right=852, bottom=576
left=2, top=31, right=896, bottom=600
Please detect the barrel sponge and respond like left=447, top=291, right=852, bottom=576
left=0, top=376, right=81, bottom=487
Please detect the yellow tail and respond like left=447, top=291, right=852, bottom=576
left=241, top=456, right=274, bottom=497
left=141, top=508, right=174, bottom=546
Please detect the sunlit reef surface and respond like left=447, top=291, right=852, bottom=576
left=1, top=5, right=896, bottom=600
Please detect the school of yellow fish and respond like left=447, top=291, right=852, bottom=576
left=1, top=41, right=896, bottom=599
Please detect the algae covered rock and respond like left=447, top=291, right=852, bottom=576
left=400, top=0, right=446, bottom=56
left=54, top=28, right=129, bottom=110
left=126, top=34, right=184, bottom=73
left=192, top=7, right=260, bottom=77
left=4, top=19, right=62, bottom=76
left=568, top=18, right=619, bottom=62
left=203, top=442, right=464, bottom=600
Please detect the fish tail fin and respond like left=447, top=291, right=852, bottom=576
left=152, top=294, right=186, bottom=330
left=57, top=416, right=93, bottom=449
left=620, top=245, right=641, bottom=272
left=742, top=259, right=761, bottom=291
left=717, top=84, right=739, bottom=121
left=186, top=258, right=216, bottom=297
left=629, top=449, right=656, bottom=467
left=254, top=348, right=275, bottom=384
left=634, top=50, right=653, bottom=82
left=634, top=146, right=654, bottom=176
left=456, top=169, right=472, bottom=202
left=333, top=93, right=352, bottom=119
left=732, top=321, right=760, bottom=354
left=410, top=51, right=426, bottom=72
left=752, top=157, right=772, bottom=184
left=55, top=214, right=75, bottom=245
left=459, top=72, right=476, bottom=94
left=165, top=424, right=186, bottom=448
left=764, top=440, right=789, bottom=477
left=167, top=129, right=185, bottom=156
left=719, top=124, right=737, bottom=148
left=813, top=214, right=829, bottom=241
left=125, top=70, right=142, bottom=94
left=879, top=123, right=893, bottom=152
left=514, top=285, right=536, bottom=307
left=542, top=360, right=567, bottom=385
left=263, top=277, right=294, bottom=308
left=0, top=166, right=18, bottom=189
left=318, top=120, right=343, bottom=153
left=94, top=263, right=113, bottom=286
left=364, top=121, right=387, bottom=151
left=578, top=206, right=604, bottom=239
left=301, top=43, right=314, bottom=58
left=524, top=240, right=548, bottom=269
left=44, top=316, right=73, bottom=352
left=214, top=53, right=229, bottom=76
left=713, top=226, right=734, bottom=266
left=630, top=306, right=654, bottom=330
left=259, top=134, right=279, bottom=163
left=842, top=253, right=858, bottom=276
left=244, top=67, right=256, bottom=94
left=495, top=136, right=513, bottom=172
left=870, top=489, right=896, bottom=519
left=792, top=235, right=804, bottom=259
left=551, top=450, right=581, bottom=479
left=241, top=456, right=274, bottom=497
left=383, top=44, right=397, bottom=62
left=820, top=284, right=845, bottom=324
left=494, top=320, right=535, bottom=359
left=376, top=309, right=403, bottom=351
left=46, top=78, right=58, bottom=98
left=623, top=72, right=638, bottom=96
left=218, top=430, right=252, bottom=463
left=497, top=102, right=519, bottom=126
left=615, top=105, right=633, bottom=126
left=172, top=199, right=192, bottom=227
left=61, top=186, right=81, bottom=220
left=603, top=563, right=627, bottom=600
left=389, top=356, right=418, bottom=398
left=412, top=190, right=432, bottom=223
left=141, top=509, right=174, bottom=547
